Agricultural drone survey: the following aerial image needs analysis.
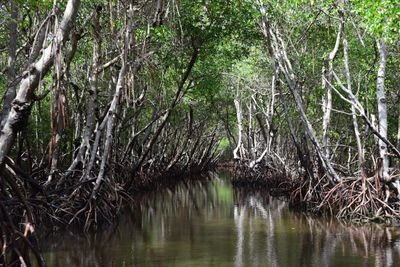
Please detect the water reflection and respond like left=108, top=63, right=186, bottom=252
left=39, top=173, right=400, bottom=267
left=233, top=188, right=400, bottom=267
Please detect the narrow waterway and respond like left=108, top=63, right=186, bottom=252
left=40, top=172, right=400, bottom=266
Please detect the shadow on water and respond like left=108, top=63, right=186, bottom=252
left=38, top=172, right=400, bottom=267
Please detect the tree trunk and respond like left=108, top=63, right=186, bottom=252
left=0, top=0, right=80, bottom=166
left=233, top=98, right=244, bottom=160
left=397, top=113, right=400, bottom=153
left=342, top=17, right=366, bottom=177
left=322, top=22, right=342, bottom=159
left=91, top=5, right=131, bottom=198
left=376, top=39, right=389, bottom=181
left=67, top=6, right=102, bottom=175
left=47, top=25, right=67, bottom=184
left=126, top=45, right=200, bottom=189
left=257, top=3, right=340, bottom=182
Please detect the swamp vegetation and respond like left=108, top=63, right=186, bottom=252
left=39, top=174, right=400, bottom=266
left=0, top=0, right=399, bottom=266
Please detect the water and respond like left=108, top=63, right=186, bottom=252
left=40, top=173, right=400, bottom=266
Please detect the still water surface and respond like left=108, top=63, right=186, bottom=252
left=41, top=173, right=400, bottom=266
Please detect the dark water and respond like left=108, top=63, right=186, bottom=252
left=40, top=173, right=400, bottom=266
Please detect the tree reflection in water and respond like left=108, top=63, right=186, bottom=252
left=233, top=188, right=400, bottom=267
left=39, top=174, right=400, bottom=267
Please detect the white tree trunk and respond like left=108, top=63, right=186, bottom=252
left=342, top=19, right=366, bottom=177
left=233, top=98, right=243, bottom=160
left=376, top=39, right=389, bottom=181
left=91, top=60, right=126, bottom=197
left=257, top=0, right=340, bottom=182
left=322, top=22, right=342, bottom=159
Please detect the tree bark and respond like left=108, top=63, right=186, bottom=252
left=376, top=39, right=389, bottom=181
left=91, top=5, right=130, bottom=198
left=67, top=6, right=102, bottom=175
left=0, top=0, right=80, bottom=166
left=342, top=16, right=366, bottom=177
left=322, top=22, right=342, bottom=159
left=233, top=98, right=244, bottom=160
left=47, top=19, right=68, bottom=183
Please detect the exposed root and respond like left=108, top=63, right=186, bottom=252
left=231, top=158, right=400, bottom=223
left=291, top=173, right=400, bottom=223
left=231, top=159, right=297, bottom=196
left=0, top=156, right=215, bottom=266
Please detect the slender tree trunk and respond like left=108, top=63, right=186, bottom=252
left=330, top=71, right=400, bottom=159
left=342, top=18, right=366, bottom=177
left=67, top=6, right=102, bottom=175
left=233, top=98, right=243, bottom=160
left=376, top=39, right=389, bottom=181
left=126, top=45, right=200, bottom=189
left=247, top=101, right=254, bottom=160
left=267, top=74, right=276, bottom=152
left=255, top=113, right=269, bottom=150
left=257, top=3, right=340, bottom=182
left=91, top=60, right=126, bottom=197
left=91, top=5, right=131, bottom=198
left=397, top=113, right=400, bottom=152
left=322, top=22, right=342, bottom=158
left=82, top=111, right=109, bottom=181
left=47, top=20, right=66, bottom=183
